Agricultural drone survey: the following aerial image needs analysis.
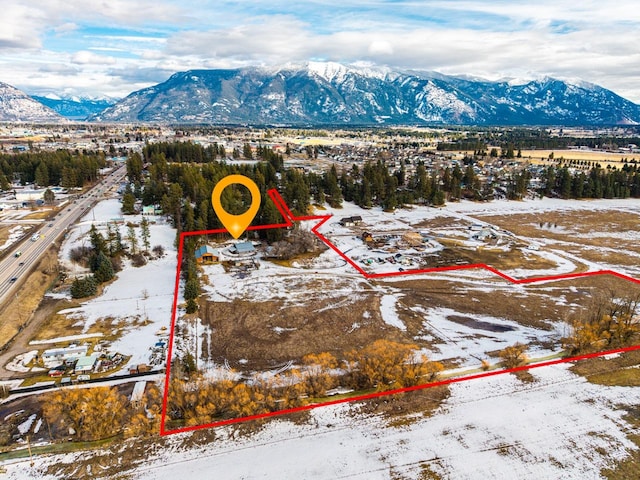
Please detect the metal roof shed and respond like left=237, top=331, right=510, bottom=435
left=74, top=354, right=99, bottom=373
left=233, top=241, right=255, bottom=254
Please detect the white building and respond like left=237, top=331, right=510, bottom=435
left=42, top=345, right=88, bottom=364
left=15, top=189, right=46, bottom=202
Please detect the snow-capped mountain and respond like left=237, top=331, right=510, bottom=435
left=91, top=63, right=640, bottom=126
left=0, top=82, right=65, bottom=122
left=31, top=94, right=117, bottom=120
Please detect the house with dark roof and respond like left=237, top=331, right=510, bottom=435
left=339, top=216, right=363, bottom=227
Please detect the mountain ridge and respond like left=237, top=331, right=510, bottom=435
left=31, top=94, right=117, bottom=120
left=90, top=63, right=640, bottom=126
left=0, top=82, right=65, bottom=122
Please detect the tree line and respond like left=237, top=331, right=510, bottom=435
left=68, top=219, right=159, bottom=298
left=0, top=150, right=106, bottom=190
left=437, top=129, right=640, bottom=151
left=166, top=339, right=444, bottom=428
left=122, top=141, right=640, bottom=247
left=540, top=164, right=640, bottom=199
left=41, top=383, right=162, bottom=442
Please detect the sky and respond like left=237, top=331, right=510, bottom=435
left=1, top=0, right=640, bottom=102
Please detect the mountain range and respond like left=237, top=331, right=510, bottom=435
left=2, top=62, right=640, bottom=125
left=31, top=94, right=116, bottom=120
left=0, top=82, right=65, bottom=122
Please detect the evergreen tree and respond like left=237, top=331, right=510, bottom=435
left=383, top=176, right=398, bottom=210
left=184, top=278, right=200, bottom=300
left=0, top=173, right=9, bottom=191
left=559, top=166, right=572, bottom=199
left=89, top=224, right=107, bottom=255
left=93, top=251, right=114, bottom=283
left=70, top=276, right=98, bottom=298
left=140, top=217, right=151, bottom=252
left=35, top=162, right=49, bottom=187
left=243, top=143, right=253, bottom=159
left=183, top=202, right=196, bottom=232
left=432, top=189, right=445, bottom=206
left=122, top=185, right=136, bottom=214
left=127, top=224, right=138, bottom=255
left=126, top=152, right=144, bottom=184
left=185, top=298, right=199, bottom=314
left=324, top=165, right=343, bottom=207
left=43, top=188, right=55, bottom=205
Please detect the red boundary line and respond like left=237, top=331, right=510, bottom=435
left=159, top=189, right=640, bottom=435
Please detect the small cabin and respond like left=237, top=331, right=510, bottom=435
left=195, top=245, right=219, bottom=264
left=339, top=216, right=363, bottom=227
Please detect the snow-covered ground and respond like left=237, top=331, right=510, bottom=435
left=55, top=199, right=177, bottom=371
left=3, top=363, right=638, bottom=479
left=415, top=307, right=563, bottom=366
left=3, top=196, right=640, bottom=478
left=0, top=225, right=27, bottom=251
left=143, top=365, right=638, bottom=479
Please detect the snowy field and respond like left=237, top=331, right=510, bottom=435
left=137, top=366, right=639, bottom=479
left=3, top=363, right=639, bottom=479
left=54, top=199, right=177, bottom=370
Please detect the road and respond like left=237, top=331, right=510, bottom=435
left=0, top=164, right=127, bottom=309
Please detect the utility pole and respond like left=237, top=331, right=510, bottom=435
left=194, top=318, right=198, bottom=371
left=27, top=435, right=34, bottom=467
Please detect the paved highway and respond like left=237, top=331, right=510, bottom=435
left=0, top=164, right=127, bottom=307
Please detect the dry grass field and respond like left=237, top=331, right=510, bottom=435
left=426, top=239, right=558, bottom=271
left=519, top=149, right=635, bottom=165
left=478, top=209, right=640, bottom=269
left=390, top=277, right=606, bottom=331
left=22, top=210, right=55, bottom=221
left=0, top=248, right=60, bottom=351
left=0, top=225, right=9, bottom=248
left=202, top=294, right=411, bottom=370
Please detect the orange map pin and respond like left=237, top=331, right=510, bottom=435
left=211, top=175, right=261, bottom=239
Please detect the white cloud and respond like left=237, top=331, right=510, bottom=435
left=52, top=22, right=78, bottom=35
left=71, top=50, right=117, bottom=65
left=368, top=39, right=394, bottom=56
left=159, top=14, right=640, bottom=102
left=0, top=0, right=640, bottom=102
left=0, top=4, right=45, bottom=49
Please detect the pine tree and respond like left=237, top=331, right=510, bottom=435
left=185, top=298, right=199, bottom=314
left=122, top=184, right=136, bottom=215
left=35, top=162, right=49, bottom=187
left=93, top=251, right=114, bottom=283
left=243, top=143, right=253, bottom=159
left=70, top=276, right=98, bottom=298
left=126, top=152, right=144, bottom=183
left=43, top=188, right=55, bottom=205
left=0, top=173, right=10, bottom=191
left=184, top=278, right=200, bottom=300
left=127, top=224, right=138, bottom=255
left=140, top=217, right=151, bottom=252
left=89, top=224, right=107, bottom=255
